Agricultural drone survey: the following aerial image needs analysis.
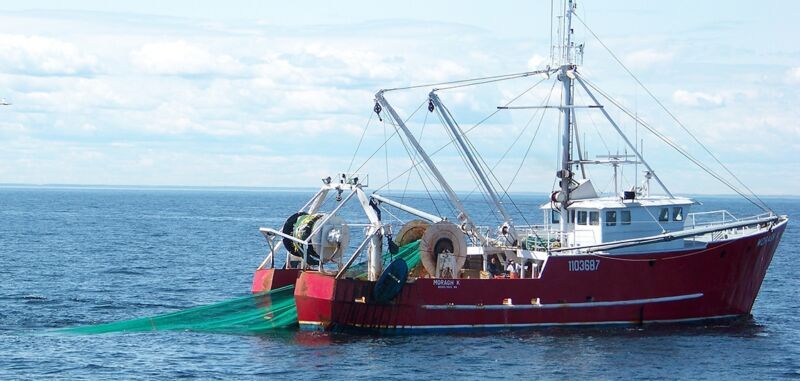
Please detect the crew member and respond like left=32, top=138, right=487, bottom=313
left=488, top=256, right=502, bottom=278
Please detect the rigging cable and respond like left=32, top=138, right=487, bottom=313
left=401, top=110, right=430, bottom=203
left=504, top=80, right=558, bottom=193
left=351, top=99, right=426, bottom=175
left=433, top=77, right=556, bottom=227
left=383, top=115, right=390, bottom=192
left=379, top=203, right=406, bottom=225
left=577, top=89, right=611, bottom=155
left=572, top=12, right=772, bottom=213
left=346, top=112, right=374, bottom=174
left=549, top=0, right=554, bottom=64
left=571, top=91, right=595, bottom=180
left=381, top=69, right=554, bottom=93
left=382, top=109, right=448, bottom=218
left=436, top=94, right=528, bottom=228
left=461, top=78, right=554, bottom=202
left=435, top=74, right=544, bottom=92
left=434, top=106, right=504, bottom=224
left=372, top=74, right=549, bottom=193
left=579, top=74, right=769, bottom=213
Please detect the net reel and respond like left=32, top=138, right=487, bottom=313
left=395, top=219, right=430, bottom=246
left=281, top=212, right=350, bottom=265
left=418, top=221, right=466, bottom=278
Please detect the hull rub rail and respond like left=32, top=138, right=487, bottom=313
left=421, top=292, right=703, bottom=310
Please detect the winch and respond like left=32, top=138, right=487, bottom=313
left=281, top=212, right=349, bottom=265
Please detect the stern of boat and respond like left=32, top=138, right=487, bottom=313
left=294, top=271, right=338, bottom=330
left=251, top=268, right=302, bottom=293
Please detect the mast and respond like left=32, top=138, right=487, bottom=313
left=556, top=0, right=577, bottom=246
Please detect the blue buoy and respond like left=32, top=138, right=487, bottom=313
left=373, top=258, right=408, bottom=303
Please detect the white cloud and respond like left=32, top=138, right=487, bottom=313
left=252, top=47, right=401, bottom=88
left=624, top=48, right=673, bottom=69
left=671, top=89, right=757, bottom=109
left=0, top=34, right=98, bottom=75
left=0, top=10, right=797, bottom=194
left=416, top=60, right=470, bottom=83
left=672, top=90, right=725, bottom=108
left=131, top=40, right=243, bottom=76
left=527, top=54, right=547, bottom=70
left=787, top=67, right=800, bottom=83
left=300, top=44, right=403, bottom=81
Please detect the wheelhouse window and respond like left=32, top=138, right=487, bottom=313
left=577, top=211, right=588, bottom=225
left=673, top=207, right=684, bottom=221
left=570, top=210, right=575, bottom=223
left=551, top=209, right=561, bottom=224
left=658, top=208, right=669, bottom=222
left=589, top=211, right=599, bottom=226
left=621, top=210, right=631, bottom=225
left=605, top=210, right=617, bottom=226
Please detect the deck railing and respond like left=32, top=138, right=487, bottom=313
left=687, top=210, right=738, bottom=229
left=476, top=210, right=776, bottom=252
left=685, top=210, right=774, bottom=243
left=688, top=210, right=773, bottom=230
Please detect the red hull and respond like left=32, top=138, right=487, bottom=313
left=293, top=221, right=786, bottom=332
left=252, top=268, right=302, bottom=293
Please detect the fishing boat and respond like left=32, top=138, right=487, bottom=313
left=251, top=1, right=788, bottom=332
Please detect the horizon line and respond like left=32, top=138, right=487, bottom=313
left=1, top=183, right=797, bottom=198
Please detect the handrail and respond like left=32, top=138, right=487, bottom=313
left=335, top=229, right=379, bottom=279
left=549, top=214, right=779, bottom=254
left=303, top=190, right=357, bottom=245
left=688, top=210, right=775, bottom=229
left=260, top=227, right=307, bottom=246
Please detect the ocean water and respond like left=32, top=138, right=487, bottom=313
left=1, top=187, right=798, bottom=380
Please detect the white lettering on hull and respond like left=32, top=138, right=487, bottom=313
left=757, top=232, right=777, bottom=247
left=432, top=279, right=460, bottom=289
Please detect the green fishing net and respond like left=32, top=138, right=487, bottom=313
left=347, top=239, right=421, bottom=279
left=59, top=240, right=422, bottom=335
left=59, top=285, right=298, bottom=335
left=393, top=240, right=422, bottom=269
left=522, top=235, right=558, bottom=251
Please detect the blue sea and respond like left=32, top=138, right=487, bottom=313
left=1, top=187, right=798, bottom=380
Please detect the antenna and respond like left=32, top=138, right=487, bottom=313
left=551, top=0, right=582, bottom=67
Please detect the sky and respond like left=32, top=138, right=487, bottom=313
left=0, top=0, right=798, bottom=195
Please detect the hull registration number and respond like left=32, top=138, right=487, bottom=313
left=568, top=259, right=600, bottom=272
